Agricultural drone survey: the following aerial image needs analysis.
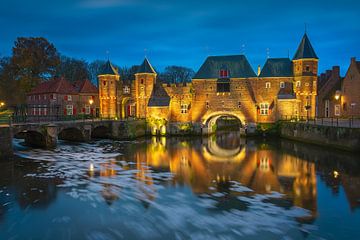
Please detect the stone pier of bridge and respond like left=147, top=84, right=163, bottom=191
left=0, top=126, right=13, bottom=160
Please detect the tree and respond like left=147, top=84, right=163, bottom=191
left=88, top=60, right=107, bottom=86
left=159, top=66, right=195, bottom=84
left=118, top=65, right=139, bottom=83
left=0, top=57, right=20, bottom=105
left=11, top=37, right=60, bottom=94
left=56, top=56, right=89, bottom=83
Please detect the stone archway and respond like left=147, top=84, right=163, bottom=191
left=201, top=111, right=246, bottom=135
left=58, top=127, right=85, bottom=142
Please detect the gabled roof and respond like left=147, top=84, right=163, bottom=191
left=148, top=83, right=170, bottom=107
left=28, top=77, right=77, bottom=95
left=74, top=79, right=98, bottom=94
left=259, top=58, right=293, bottom=77
left=293, top=33, right=318, bottom=60
left=194, top=55, right=257, bottom=79
left=137, top=58, right=156, bottom=74
left=100, top=60, right=119, bottom=75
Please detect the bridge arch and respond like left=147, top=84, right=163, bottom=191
left=58, top=127, right=85, bottom=142
left=201, top=111, right=246, bottom=134
left=14, top=130, right=47, bottom=148
left=91, top=125, right=111, bottom=139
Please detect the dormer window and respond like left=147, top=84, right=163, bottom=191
left=305, top=65, right=310, bottom=72
left=219, top=69, right=229, bottom=78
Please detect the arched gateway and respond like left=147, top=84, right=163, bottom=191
left=201, top=111, right=247, bottom=135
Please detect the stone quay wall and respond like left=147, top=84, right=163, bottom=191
left=279, top=122, right=360, bottom=152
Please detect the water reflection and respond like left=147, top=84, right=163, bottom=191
left=120, top=132, right=318, bottom=222
left=0, top=133, right=359, bottom=239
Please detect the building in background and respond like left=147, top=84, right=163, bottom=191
left=27, top=77, right=99, bottom=120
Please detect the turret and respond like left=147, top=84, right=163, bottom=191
left=292, top=33, right=318, bottom=118
left=134, top=58, right=157, bottom=118
left=98, top=60, right=120, bottom=119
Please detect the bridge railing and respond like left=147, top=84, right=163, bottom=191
left=280, top=115, right=360, bottom=128
left=10, top=114, right=115, bottom=124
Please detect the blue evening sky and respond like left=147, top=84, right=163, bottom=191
left=0, top=0, right=359, bottom=75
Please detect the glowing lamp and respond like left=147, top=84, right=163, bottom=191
left=335, top=91, right=341, bottom=100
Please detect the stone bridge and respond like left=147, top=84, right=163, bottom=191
left=0, top=119, right=146, bottom=159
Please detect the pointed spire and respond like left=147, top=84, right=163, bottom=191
left=100, top=60, right=119, bottom=75
left=293, top=33, right=318, bottom=60
left=136, top=57, right=156, bottom=74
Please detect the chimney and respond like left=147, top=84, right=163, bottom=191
left=351, top=57, right=356, bottom=64
left=332, top=66, right=340, bottom=76
left=257, top=65, right=261, bottom=76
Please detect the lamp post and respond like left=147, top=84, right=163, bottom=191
left=0, top=101, right=5, bottom=109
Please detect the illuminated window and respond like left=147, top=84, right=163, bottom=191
left=325, top=100, right=329, bottom=117
left=85, top=105, right=91, bottom=114
left=265, top=82, right=271, bottom=89
left=219, top=69, right=229, bottom=78
left=335, top=105, right=340, bottom=116
left=181, top=104, right=188, bottom=114
left=280, top=82, right=285, bottom=88
left=296, top=81, right=301, bottom=87
left=124, top=85, right=130, bottom=94
left=66, top=105, right=73, bottom=115
left=260, top=103, right=269, bottom=115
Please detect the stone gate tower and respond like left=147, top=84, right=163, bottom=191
left=134, top=58, right=157, bottom=118
left=292, top=33, right=318, bottom=118
left=98, top=60, right=120, bottom=118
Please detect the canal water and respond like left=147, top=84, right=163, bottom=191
left=0, top=132, right=359, bottom=240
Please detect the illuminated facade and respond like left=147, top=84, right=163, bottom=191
left=98, top=33, right=319, bottom=134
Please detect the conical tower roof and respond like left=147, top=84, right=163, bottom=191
left=137, top=58, right=156, bottom=74
left=100, top=60, right=119, bottom=75
left=293, top=33, right=318, bottom=60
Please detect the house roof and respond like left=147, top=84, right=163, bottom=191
left=74, top=79, right=98, bottom=94
left=259, top=58, right=293, bottom=77
left=293, top=33, right=318, bottom=60
left=137, top=58, right=156, bottom=74
left=193, top=55, right=257, bottom=79
left=100, top=60, right=119, bottom=75
left=28, top=77, right=77, bottom=95
left=148, top=83, right=170, bottom=107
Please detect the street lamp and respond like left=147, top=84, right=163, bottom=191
left=335, top=90, right=341, bottom=101
left=0, top=102, right=5, bottom=108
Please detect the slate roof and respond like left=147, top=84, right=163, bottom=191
left=100, top=60, right=119, bottom=75
left=259, top=58, right=293, bottom=77
left=148, top=83, right=170, bottom=107
left=293, top=33, right=318, bottom=60
left=277, top=82, right=296, bottom=99
left=28, top=77, right=77, bottom=95
left=137, top=58, right=156, bottom=74
left=193, top=55, right=257, bottom=79
left=74, top=79, right=98, bottom=94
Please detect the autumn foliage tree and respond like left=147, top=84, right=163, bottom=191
left=11, top=37, right=60, bottom=95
